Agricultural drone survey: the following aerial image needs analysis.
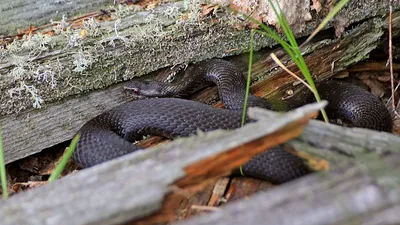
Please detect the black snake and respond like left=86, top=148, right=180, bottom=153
left=73, top=59, right=392, bottom=184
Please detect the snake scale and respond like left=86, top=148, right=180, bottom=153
left=73, top=59, right=392, bottom=184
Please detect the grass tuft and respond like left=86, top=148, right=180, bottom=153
left=301, top=0, right=350, bottom=47
left=238, top=0, right=349, bottom=177
left=0, top=129, right=7, bottom=199
left=48, top=134, right=80, bottom=182
left=239, top=0, right=350, bottom=125
left=241, top=29, right=255, bottom=126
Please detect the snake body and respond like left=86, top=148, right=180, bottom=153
left=73, top=59, right=392, bottom=184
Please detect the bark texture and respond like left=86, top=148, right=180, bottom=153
left=0, top=103, right=321, bottom=225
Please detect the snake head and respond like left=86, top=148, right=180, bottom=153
left=124, top=80, right=169, bottom=97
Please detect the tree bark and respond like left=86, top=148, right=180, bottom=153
left=0, top=103, right=320, bottom=225
left=1, top=9, right=399, bottom=164
left=177, top=152, right=400, bottom=225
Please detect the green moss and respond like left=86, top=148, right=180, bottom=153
left=0, top=1, right=396, bottom=116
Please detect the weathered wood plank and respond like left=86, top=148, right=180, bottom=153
left=251, top=11, right=400, bottom=109
left=0, top=103, right=322, bottom=225
left=251, top=107, right=400, bottom=155
left=1, top=83, right=131, bottom=164
left=2, top=11, right=399, bottom=165
left=251, top=107, right=400, bottom=164
left=0, top=1, right=399, bottom=116
left=296, top=120, right=400, bottom=157
left=177, top=152, right=400, bottom=225
left=0, top=0, right=112, bottom=35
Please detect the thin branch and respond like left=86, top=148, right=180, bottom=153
left=389, top=2, right=395, bottom=111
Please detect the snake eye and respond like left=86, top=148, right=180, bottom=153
left=129, top=87, right=140, bottom=95
left=124, top=85, right=141, bottom=95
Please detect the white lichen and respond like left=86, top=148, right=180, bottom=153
left=67, top=31, right=83, bottom=48
left=103, top=19, right=129, bottom=47
left=73, top=49, right=93, bottom=72
left=8, top=81, right=44, bottom=109
left=163, top=4, right=183, bottom=19
left=50, top=15, right=70, bottom=34
left=114, top=4, right=136, bottom=18
left=34, top=65, right=57, bottom=88
left=0, top=46, right=7, bottom=59
left=83, top=17, right=102, bottom=37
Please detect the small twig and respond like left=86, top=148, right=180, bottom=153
left=191, top=205, right=221, bottom=212
left=387, top=81, right=400, bottom=106
left=270, top=53, right=317, bottom=96
left=388, top=1, right=399, bottom=118
left=397, top=96, right=400, bottom=112
left=389, top=2, right=395, bottom=111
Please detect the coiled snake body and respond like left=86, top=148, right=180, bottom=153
left=73, top=59, right=392, bottom=184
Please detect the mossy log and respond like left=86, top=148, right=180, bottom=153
left=0, top=1, right=398, bottom=116
left=177, top=151, right=400, bottom=225
left=1, top=7, right=399, bottom=164
left=0, top=103, right=322, bottom=225
left=2, top=104, right=400, bottom=225
left=1, top=1, right=400, bottom=225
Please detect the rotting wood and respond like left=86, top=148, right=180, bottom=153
left=1, top=83, right=132, bottom=164
left=130, top=104, right=321, bottom=225
left=0, top=2, right=399, bottom=115
left=250, top=106, right=400, bottom=162
left=249, top=11, right=400, bottom=110
left=176, top=152, right=400, bottom=225
left=223, top=177, right=271, bottom=202
left=174, top=181, right=216, bottom=220
left=208, top=178, right=230, bottom=206
left=130, top=107, right=400, bottom=224
left=0, top=0, right=112, bottom=35
left=2, top=11, right=400, bottom=165
left=347, top=60, right=400, bottom=72
left=0, top=102, right=322, bottom=225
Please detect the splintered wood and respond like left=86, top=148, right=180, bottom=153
left=129, top=103, right=322, bottom=225
left=0, top=102, right=325, bottom=225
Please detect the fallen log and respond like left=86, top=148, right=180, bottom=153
left=0, top=102, right=322, bottom=225
left=176, top=151, right=400, bottom=225
left=1, top=10, right=399, bottom=164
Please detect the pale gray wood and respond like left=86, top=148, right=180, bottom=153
left=250, top=107, right=400, bottom=165
left=0, top=102, right=324, bottom=225
left=2, top=10, right=399, bottom=165
left=0, top=0, right=112, bottom=35
left=1, top=83, right=131, bottom=164
left=0, top=1, right=399, bottom=117
left=296, top=120, right=400, bottom=157
left=177, top=153, right=400, bottom=225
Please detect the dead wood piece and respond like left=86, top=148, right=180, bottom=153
left=2, top=10, right=399, bottom=167
left=1, top=83, right=131, bottom=164
left=224, top=177, right=271, bottom=202
left=295, top=119, right=400, bottom=159
left=348, top=61, right=400, bottom=72
left=130, top=103, right=323, bottom=225
left=177, top=153, right=400, bottom=225
left=208, top=178, right=230, bottom=206
left=0, top=0, right=111, bottom=36
left=250, top=12, right=400, bottom=110
left=246, top=106, right=400, bottom=170
left=0, top=103, right=322, bottom=225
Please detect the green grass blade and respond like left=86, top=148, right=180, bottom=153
left=253, top=30, right=295, bottom=57
left=231, top=8, right=294, bottom=55
left=259, top=1, right=330, bottom=122
left=302, top=0, right=350, bottom=47
left=0, top=129, right=7, bottom=199
left=267, top=0, right=298, bottom=49
left=241, top=29, right=255, bottom=126
left=48, top=134, right=80, bottom=182
left=231, top=0, right=348, bottom=123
